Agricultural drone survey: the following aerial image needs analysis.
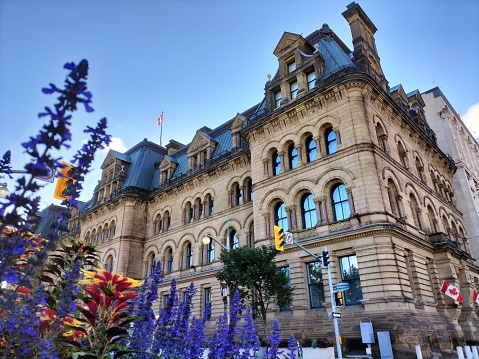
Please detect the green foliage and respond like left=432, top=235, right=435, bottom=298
left=216, top=245, right=293, bottom=323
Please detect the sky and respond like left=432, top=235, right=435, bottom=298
left=1, top=0, right=478, bottom=209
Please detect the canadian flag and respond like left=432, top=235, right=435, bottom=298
left=473, top=290, right=479, bottom=305
left=440, top=280, right=464, bottom=304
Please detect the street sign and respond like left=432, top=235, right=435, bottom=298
left=285, top=231, right=293, bottom=244
left=333, top=283, right=350, bottom=293
left=332, top=312, right=341, bottom=318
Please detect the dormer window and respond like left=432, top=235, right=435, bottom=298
left=287, top=60, right=296, bottom=73
left=290, top=81, right=298, bottom=99
left=274, top=91, right=282, bottom=109
left=307, top=72, right=316, bottom=90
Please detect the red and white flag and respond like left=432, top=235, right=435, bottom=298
left=157, top=112, right=164, bottom=126
left=473, top=290, right=479, bottom=305
left=440, top=280, right=464, bottom=304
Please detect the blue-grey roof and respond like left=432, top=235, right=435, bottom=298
left=121, top=141, right=165, bottom=190
left=406, top=89, right=419, bottom=98
left=318, top=38, right=355, bottom=77
left=111, top=150, right=131, bottom=163
left=390, top=84, right=402, bottom=93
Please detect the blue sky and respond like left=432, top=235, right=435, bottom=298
left=1, top=0, right=478, bottom=208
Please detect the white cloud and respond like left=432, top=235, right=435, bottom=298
left=462, top=102, right=479, bottom=139
left=101, top=136, right=128, bottom=153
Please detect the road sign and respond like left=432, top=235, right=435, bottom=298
left=333, top=283, right=350, bottom=293
left=285, top=231, right=293, bottom=244
left=332, top=312, right=341, bottom=318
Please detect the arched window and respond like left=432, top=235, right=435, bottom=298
left=272, top=150, right=281, bottom=176
left=415, top=156, right=425, bottom=182
left=246, top=178, right=253, bottom=202
left=234, top=183, right=243, bottom=206
left=301, top=193, right=317, bottom=229
left=229, top=229, right=239, bottom=249
left=206, top=241, right=215, bottom=264
left=166, top=248, right=174, bottom=274
left=397, top=142, right=408, bottom=169
left=427, top=206, right=438, bottom=233
left=274, top=202, right=288, bottom=232
left=187, top=202, right=194, bottom=223
left=164, top=211, right=171, bottom=231
left=331, top=184, right=350, bottom=221
left=325, top=128, right=337, bottom=155
left=305, top=136, right=316, bottom=163
left=185, top=243, right=193, bottom=269
left=387, top=179, right=400, bottom=217
left=198, top=200, right=203, bottom=219
left=288, top=144, right=298, bottom=170
left=375, top=123, right=388, bottom=152
left=149, top=253, right=156, bottom=275
left=409, top=194, right=422, bottom=230
left=105, top=255, right=114, bottom=273
left=110, top=221, right=116, bottom=236
left=205, top=194, right=214, bottom=217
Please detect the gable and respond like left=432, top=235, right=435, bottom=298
left=187, top=131, right=217, bottom=155
left=273, top=32, right=304, bottom=58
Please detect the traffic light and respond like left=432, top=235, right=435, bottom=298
left=322, top=249, right=329, bottom=267
left=54, top=161, right=76, bottom=200
left=274, top=225, right=284, bottom=252
left=335, top=291, right=343, bottom=307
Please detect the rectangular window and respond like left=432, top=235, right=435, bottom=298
left=339, top=255, right=363, bottom=305
left=274, top=91, right=282, bottom=109
left=290, top=81, right=298, bottom=99
left=206, top=242, right=215, bottom=264
left=204, top=287, right=212, bottom=319
left=288, top=60, right=296, bottom=73
left=280, top=266, right=291, bottom=311
left=307, top=262, right=325, bottom=308
left=307, top=71, right=316, bottom=90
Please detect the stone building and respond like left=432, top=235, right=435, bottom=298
left=422, top=87, right=479, bottom=263
left=69, top=3, right=479, bottom=357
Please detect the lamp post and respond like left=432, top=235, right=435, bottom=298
left=0, top=169, right=29, bottom=199
left=0, top=183, right=9, bottom=199
left=202, top=233, right=230, bottom=323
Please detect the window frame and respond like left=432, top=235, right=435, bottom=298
left=307, top=71, right=316, bottom=90
left=306, top=261, right=325, bottom=308
left=272, top=150, right=281, bottom=176
left=274, top=201, right=288, bottom=232
left=185, top=243, right=193, bottom=269
left=305, top=136, right=316, bottom=163
left=288, top=143, right=298, bottom=170
left=339, top=255, right=363, bottom=305
left=331, top=183, right=350, bottom=222
left=166, top=249, right=174, bottom=274
left=290, top=80, right=298, bottom=99
left=325, top=128, right=337, bottom=155
left=301, top=193, right=317, bottom=229
left=206, top=241, right=215, bottom=264
left=274, top=91, right=282, bottom=109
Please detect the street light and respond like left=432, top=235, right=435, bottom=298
left=202, top=233, right=229, bottom=251
left=202, top=233, right=230, bottom=323
left=0, top=183, right=9, bottom=199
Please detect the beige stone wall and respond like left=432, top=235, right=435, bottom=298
left=71, top=71, right=479, bottom=359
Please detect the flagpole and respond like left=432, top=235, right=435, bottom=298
left=160, top=111, right=163, bottom=147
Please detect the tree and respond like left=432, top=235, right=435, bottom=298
left=216, top=245, right=293, bottom=340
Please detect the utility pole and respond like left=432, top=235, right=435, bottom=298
left=283, top=232, right=342, bottom=359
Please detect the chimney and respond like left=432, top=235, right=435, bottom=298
left=342, top=2, right=388, bottom=91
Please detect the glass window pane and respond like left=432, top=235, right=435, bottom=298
left=307, top=262, right=325, bottom=308
left=275, top=202, right=288, bottom=232
left=302, top=193, right=317, bottom=229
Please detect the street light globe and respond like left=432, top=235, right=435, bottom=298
left=202, top=234, right=211, bottom=245
left=0, top=183, right=10, bottom=199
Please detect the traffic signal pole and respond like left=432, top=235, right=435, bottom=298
left=284, top=236, right=342, bottom=359
left=325, top=247, right=343, bottom=359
